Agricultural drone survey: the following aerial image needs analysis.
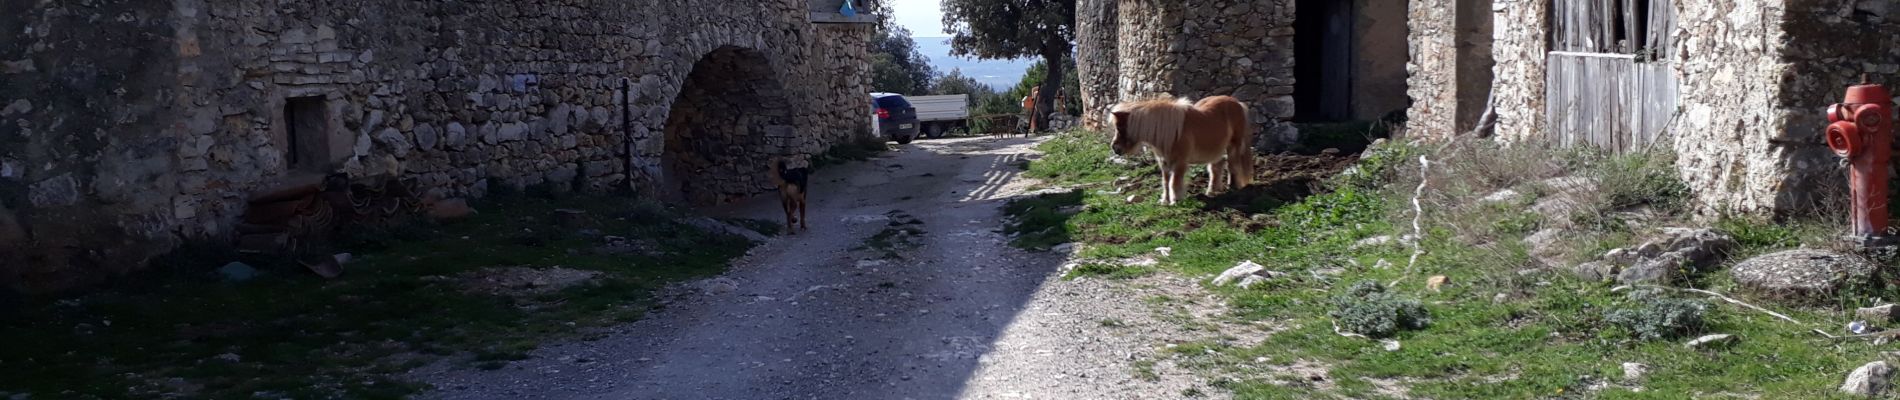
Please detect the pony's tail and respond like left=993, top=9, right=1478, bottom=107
left=1231, top=103, right=1256, bottom=188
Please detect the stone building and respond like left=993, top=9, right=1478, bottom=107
left=0, top=0, right=874, bottom=292
left=1076, top=0, right=1410, bottom=150
left=1411, top=0, right=1899, bottom=215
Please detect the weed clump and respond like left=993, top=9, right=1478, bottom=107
left=1332, top=140, right=1417, bottom=190
left=1604, top=288, right=1708, bottom=341
left=1593, top=149, right=1688, bottom=211
left=1330, top=281, right=1431, bottom=338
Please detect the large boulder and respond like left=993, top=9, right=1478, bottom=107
left=1732, top=249, right=1877, bottom=299
left=1567, top=228, right=1736, bottom=284
left=1843, top=361, right=1894, bottom=397
left=1524, top=228, right=1571, bottom=269
left=1612, top=228, right=1736, bottom=285
left=1529, top=176, right=1599, bottom=225
left=1213, top=261, right=1285, bottom=287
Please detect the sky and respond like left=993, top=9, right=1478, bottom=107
left=888, top=0, right=949, bottom=37
left=883, top=0, right=1033, bottom=89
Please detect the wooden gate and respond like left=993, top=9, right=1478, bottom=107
left=1542, top=0, right=1677, bottom=153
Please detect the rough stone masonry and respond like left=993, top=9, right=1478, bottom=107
left=1111, top=0, right=1300, bottom=150
left=1415, top=0, right=1900, bottom=216
left=0, top=0, right=873, bottom=292
left=1079, top=0, right=1409, bottom=151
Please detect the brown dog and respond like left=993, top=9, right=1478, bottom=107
left=769, top=158, right=810, bottom=234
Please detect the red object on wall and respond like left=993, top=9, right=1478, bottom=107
left=1824, top=77, right=1893, bottom=238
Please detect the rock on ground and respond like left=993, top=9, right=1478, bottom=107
left=1843, top=360, right=1893, bottom=397
left=1622, top=362, right=1648, bottom=382
left=1213, top=261, right=1284, bottom=287
left=1732, top=249, right=1877, bottom=299
left=1564, top=227, right=1736, bottom=285
left=1212, top=261, right=1265, bottom=286
left=458, top=267, right=603, bottom=297
left=218, top=262, right=258, bottom=282
left=1353, top=235, right=1416, bottom=250
left=1685, top=334, right=1736, bottom=350
left=1529, top=176, right=1599, bottom=224
left=1571, top=261, right=1616, bottom=282
left=1614, top=228, right=1736, bottom=285
left=1860, top=304, right=1898, bottom=325
left=1480, top=189, right=1523, bottom=204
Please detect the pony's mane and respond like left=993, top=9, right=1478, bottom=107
left=1112, top=98, right=1193, bottom=151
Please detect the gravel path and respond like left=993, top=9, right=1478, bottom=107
left=413, top=136, right=1239, bottom=400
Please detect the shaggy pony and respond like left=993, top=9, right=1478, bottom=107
left=1108, top=96, right=1255, bottom=205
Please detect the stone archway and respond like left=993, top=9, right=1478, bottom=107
left=659, top=46, right=796, bottom=205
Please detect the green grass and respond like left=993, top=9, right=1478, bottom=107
left=1002, top=189, right=1083, bottom=250
left=0, top=195, right=756, bottom=399
left=1008, top=130, right=1894, bottom=399
left=1022, top=131, right=1127, bottom=184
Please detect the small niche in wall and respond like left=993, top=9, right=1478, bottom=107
left=284, top=96, right=330, bottom=173
left=809, top=0, right=877, bottom=24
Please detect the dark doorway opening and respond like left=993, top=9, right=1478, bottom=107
left=284, top=96, right=329, bottom=173
left=1294, top=0, right=1354, bottom=122
left=1455, top=0, right=1496, bottom=131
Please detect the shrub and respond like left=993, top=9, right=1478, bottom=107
left=1330, top=281, right=1432, bottom=338
left=1333, top=139, right=1418, bottom=190
left=1593, top=149, right=1688, bottom=211
left=1603, top=288, right=1708, bottom=341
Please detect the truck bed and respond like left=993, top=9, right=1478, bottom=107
left=907, top=95, right=969, bottom=122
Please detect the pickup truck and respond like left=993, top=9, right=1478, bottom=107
left=905, top=94, right=970, bottom=139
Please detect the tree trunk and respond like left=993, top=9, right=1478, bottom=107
left=1036, top=50, right=1066, bottom=133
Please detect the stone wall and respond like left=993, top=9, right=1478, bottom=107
left=1405, top=0, right=1459, bottom=136
left=1486, top=0, right=1547, bottom=143
left=1668, top=1, right=1796, bottom=215
left=1113, top=0, right=1298, bottom=150
left=1472, top=0, right=1898, bottom=215
left=0, top=0, right=871, bottom=293
left=1075, top=0, right=1119, bottom=130
left=1671, top=0, right=1898, bottom=215
left=660, top=47, right=798, bottom=204
left=0, top=0, right=182, bottom=292
left=1407, top=0, right=1499, bottom=136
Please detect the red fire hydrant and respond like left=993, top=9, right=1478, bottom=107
left=1825, top=76, right=1892, bottom=238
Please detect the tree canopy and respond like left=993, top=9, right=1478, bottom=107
left=868, top=12, right=936, bottom=94
left=941, top=0, right=1074, bottom=132
left=930, top=69, right=994, bottom=101
left=940, top=0, right=1075, bottom=61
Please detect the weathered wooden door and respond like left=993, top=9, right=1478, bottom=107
left=1544, top=0, right=1677, bottom=152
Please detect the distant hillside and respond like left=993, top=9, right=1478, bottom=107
left=912, top=36, right=1035, bottom=90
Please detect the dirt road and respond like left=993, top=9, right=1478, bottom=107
left=416, top=136, right=1231, bottom=400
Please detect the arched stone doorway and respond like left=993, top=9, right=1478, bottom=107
left=659, top=46, right=797, bottom=205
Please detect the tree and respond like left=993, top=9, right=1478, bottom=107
left=942, top=0, right=1075, bottom=131
left=1003, top=59, right=1080, bottom=117
left=930, top=68, right=995, bottom=107
left=868, top=23, right=936, bottom=94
